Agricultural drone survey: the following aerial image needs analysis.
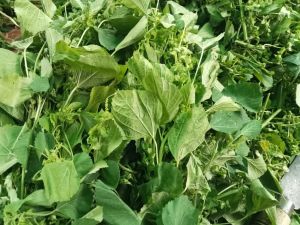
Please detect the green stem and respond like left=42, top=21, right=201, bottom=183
left=0, top=11, right=19, bottom=27
left=262, top=109, right=282, bottom=128
left=238, top=0, right=248, bottom=42
left=33, top=43, right=46, bottom=74
left=23, top=48, right=29, bottom=77
left=154, top=139, right=159, bottom=165
left=193, top=48, right=204, bottom=84
left=20, top=167, right=25, bottom=199
left=76, top=27, right=90, bottom=47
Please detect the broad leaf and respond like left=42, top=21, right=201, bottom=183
left=114, top=16, right=148, bottom=53
left=223, top=83, right=263, bottom=113
left=73, top=206, right=103, bottom=225
left=0, top=75, right=32, bottom=107
left=34, top=131, right=55, bottom=159
left=160, top=195, right=199, bottom=225
left=73, top=153, right=93, bottom=178
left=247, top=153, right=267, bottom=180
left=41, top=161, right=80, bottom=202
left=296, top=84, right=300, bottom=107
left=0, top=49, right=22, bottom=77
left=41, top=0, right=57, bottom=18
left=122, top=0, right=150, bottom=14
left=86, top=86, right=116, bottom=112
left=0, top=125, right=31, bottom=175
left=15, top=0, right=51, bottom=35
left=55, top=41, right=123, bottom=87
left=210, top=111, right=245, bottom=134
left=95, top=180, right=141, bottom=225
left=237, top=120, right=262, bottom=139
left=168, top=106, right=210, bottom=163
left=112, top=90, right=162, bottom=140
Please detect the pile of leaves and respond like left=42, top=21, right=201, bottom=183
left=1, top=0, right=300, bottom=224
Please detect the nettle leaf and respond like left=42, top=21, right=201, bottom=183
left=112, top=90, right=162, bottom=140
left=55, top=41, right=123, bottom=87
left=14, top=0, right=51, bottom=35
left=210, top=111, right=246, bottom=134
left=0, top=125, right=31, bottom=175
left=0, top=49, right=22, bottom=77
left=236, top=120, right=262, bottom=139
left=0, top=75, right=32, bottom=107
left=223, top=83, right=263, bottom=113
left=168, top=106, right=210, bottom=163
left=160, top=195, right=199, bottom=225
left=114, top=16, right=148, bottom=53
left=95, top=180, right=141, bottom=225
left=41, top=161, right=80, bottom=202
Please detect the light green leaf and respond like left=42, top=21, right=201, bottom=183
left=98, top=28, right=122, bottom=51
left=34, top=131, right=55, bottom=159
left=112, top=90, right=162, bottom=140
left=210, top=111, right=245, bottom=134
left=29, top=75, right=50, bottom=92
left=95, top=180, right=141, bottom=225
left=168, top=106, right=210, bottom=163
left=296, top=84, right=300, bottom=107
left=129, top=53, right=181, bottom=123
left=55, top=41, right=122, bottom=87
left=0, top=49, right=22, bottom=77
left=15, top=0, right=51, bottom=35
left=114, top=16, right=148, bottom=53
left=238, top=120, right=262, bottom=139
left=88, top=112, right=124, bottom=160
left=223, top=83, right=263, bottom=113
left=74, top=206, right=103, bottom=225
left=122, top=0, right=150, bottom=14
left=45, top=28, right=63, bottom=59
left=0, top=125, right=31, bottom=175
left=41, top=161, right=80, bottom=202
left=73, top=152, right=93, bottom=178
left=247, top=153, right=267, bottom=180
left=0, top=75, right=32, bottom=107
left=41, top=0, right=57, bottom=18
left=86, top=86, right=116, bottom=112
left=161, top=195, right=199, bottom=225
left=207, top=96, right=240, bottom=113
left=11, top=37, right=33, bottom=49
left=185, top=156, right=210, bottom=195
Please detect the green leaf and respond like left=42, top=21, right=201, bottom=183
left=86, top=86, right=116, bottom=112
left=73, top=206, right=103, bottom=225
left=210, top=111, right=245, bottom=134
left=114, top=16, right=148, bottom=53
left=41, top=161, right=80, bottom=202
left=247, top=153, right=267, bottom=180
left=160, top=195, right=199, bottom=225
left=98, top=28, right=122, bottom=51
left=112, top=90, right=162, bottom=140
left=168, top=106, right=210, bottom=163
left=65, top=122, right=84, bottom=148
left=34, top=131, right=55, bottom=159
left=185, top=156, right=210, bottom=195
left=246, top=179, right=277, bottom=216
left=15, top=0, right=51, bottom=35
left=29, top=75, right=50, bottom=92
left=207, top=96, right=240, bottom=113
left=45, top=28, right=63, bottom=59
left=122, top=0, right=150, bottom=14
left=0, top=49, right=22, bottom=77
left=73, top=153, right=93, bottom=178
left=100, top=160, right=120, bottom=188
left=0, top=75, right=32, bottom=107
left=296, top=84, right=300, bottom=107
left=24, top=190, right=53, bottom=207
left=237, top=120, right=262, bottom=139
left=41, top=0, right=57, bottom=18
left=0, top=125, right=31, bottom=175
left=223, top=83, right=263, bottom=113
left=95, top=180, right=141, bottom=225
left=88, top=112, right=124, bottom=160
left=55, top=41, right=122, bottom=87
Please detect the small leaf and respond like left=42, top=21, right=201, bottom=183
left=86, top=86, right=116, bottom=112
left=34, top=131, right=55, bottom=159
left=160, top=195, right=199, bottom=225
left=238, top=120, right=262, bottom=139
left=15, top=0, right=51, bottom=35
left=210, top=111, right=245, bottom=134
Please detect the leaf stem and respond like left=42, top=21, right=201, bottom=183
left=193, top=48, right=204, bottom=84
left=23, top=48, right=29, bottom=77
left=20, top=166, right=25, bottom=199
left=0, top=11, right=20, bottom=27
left=238, top=0, right=248, bottom=42
left=76, top=27, right=89, bottom=47
left=33, top=43, right=46, bottom=74
left=262, top=109, right=282, bottom=128
left=154, top=139, right=159, bottom=165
